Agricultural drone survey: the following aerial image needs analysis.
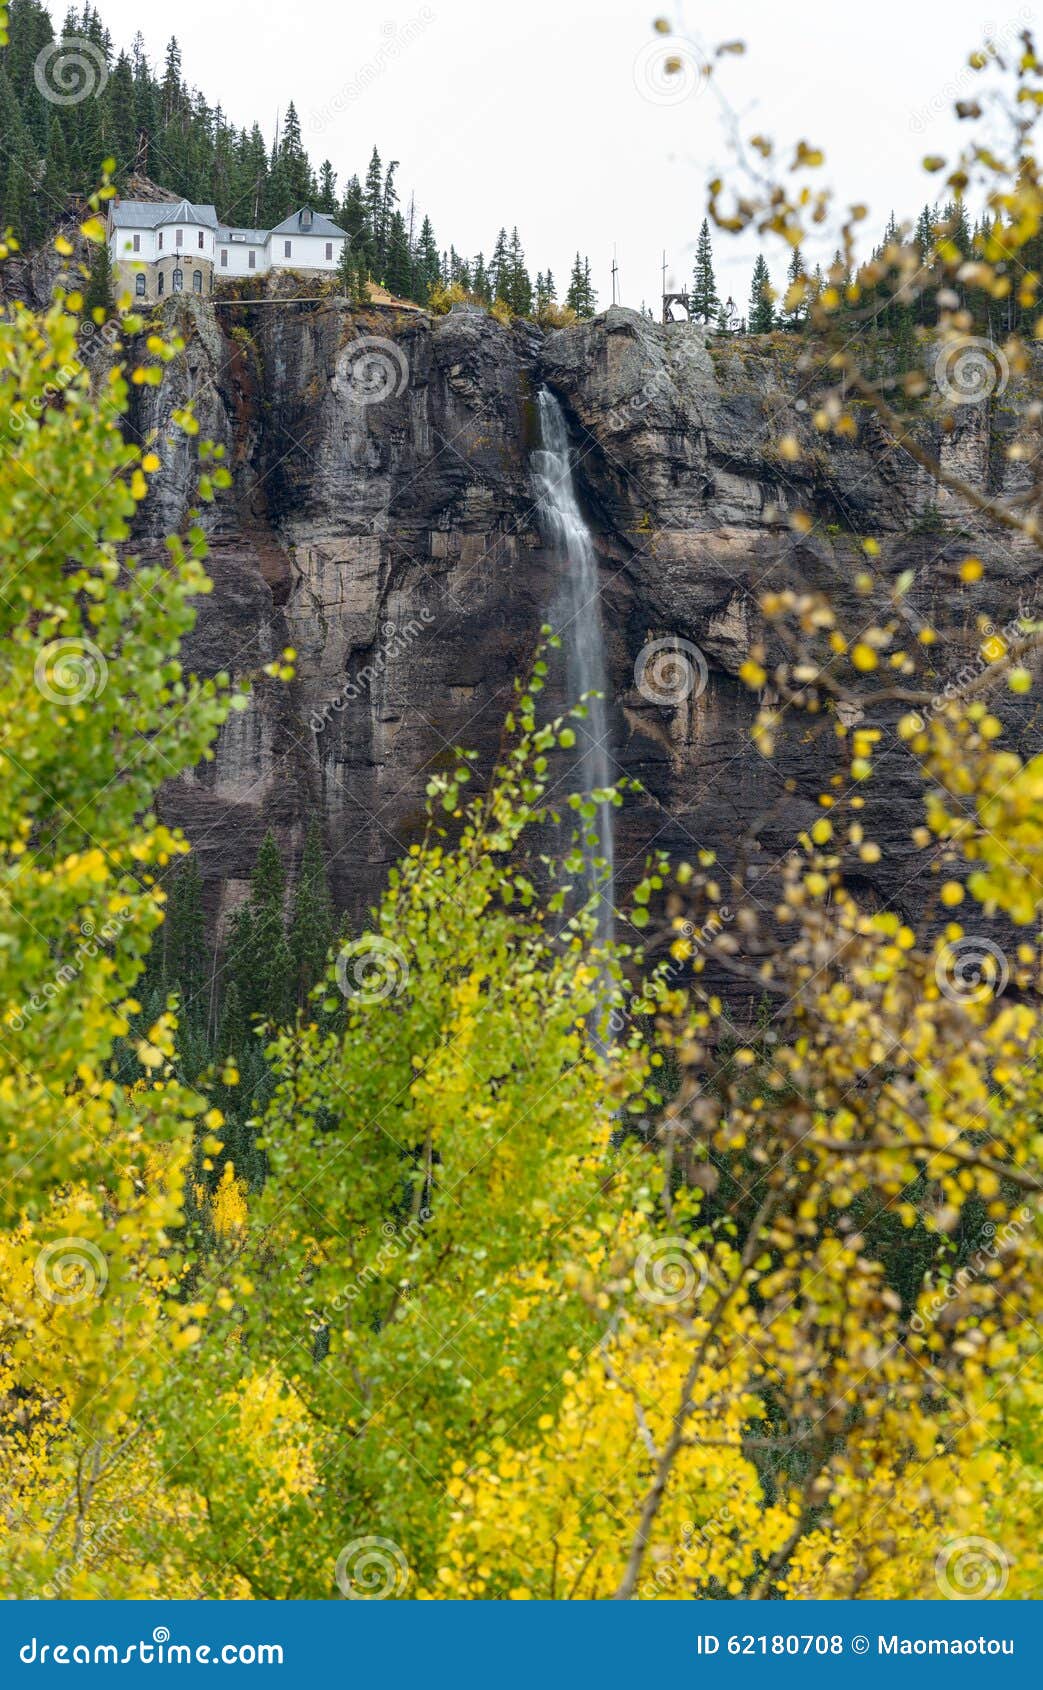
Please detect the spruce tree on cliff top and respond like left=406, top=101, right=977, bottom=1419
left=748, top=254, right=775, bottom=333
left=691, top=219, right=719, bottom=323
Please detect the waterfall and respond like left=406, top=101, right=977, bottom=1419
left=531, top=387, right=615, bottom=944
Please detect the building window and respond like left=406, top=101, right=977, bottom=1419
left=284, top=240, right=292, bottom=258
left=198, top=230, right=204, bottom=249
left=175, top=228, right=183, bottom=247
left=132, top=233, right=140, bottom=253
left=158, top=272, right=165, bottom=296
left=325, top=242, right=333, bottom=261
left=248, top=251, right=256, bottom=270
left=220, top=249, right=228, bottom=267
left=158, top=232, right=163, bottom=250
left=135, top=273, right=146, bottom=297
left=193, top=270, right=202, bottom=294
left=172, top=268, right=183, bottom=293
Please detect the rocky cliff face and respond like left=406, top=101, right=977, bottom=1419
left=126, top=292, right=1040, bottom=939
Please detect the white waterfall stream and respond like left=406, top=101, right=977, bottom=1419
left=531, top=387, right=615, bottom=944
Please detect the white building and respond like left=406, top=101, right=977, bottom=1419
left=107, top=196, right=349, bottom=302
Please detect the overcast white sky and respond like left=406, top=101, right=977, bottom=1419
left=55, top=0, right=1038, bottom=309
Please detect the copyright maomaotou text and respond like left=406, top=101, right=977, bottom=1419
left=695, top=1634, right=1015, bottom=1657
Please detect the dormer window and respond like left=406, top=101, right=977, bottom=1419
left=301, top=209, right=313, bottom=230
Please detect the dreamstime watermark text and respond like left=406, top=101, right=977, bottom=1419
left=310, top=612, right=434, bottom=734
left=308, top=11, right=435, bottom=132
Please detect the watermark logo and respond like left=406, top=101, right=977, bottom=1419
left=635, top=637, right=708, bottom=705
left=911, top=1209, right=1033, bottom=1333
left=633, top=35, right=708, bottom=107
left=935, top=935, right=1009, bottom=1004
left=334, top=1536, right=409, bottom=1599
left=909, top=12, right=1032, bottom=133
left=934, top=336, right=1009, bottom=405
left=309, top=612, right=435, bottom=734
left=634, top=1237, right=709, bottom=1307
left=34, top=1237, right=108, bottom=1306
left=606, top=371, right=673, bottom=433
left=6, top=908, right=134, bottom=1034
left=34, top=36, right=109, bottom=106
left=342, top=336, right=410, bottom=405
left=607, top=909, right=732, bottom=1039
left=935, top=1535, right=1010, bottom=1598
left=335, top=935, right=409, bottom=1004
left=34, top=637, right=108, bottom=705
left=308, top=9, right=435, bottom=131
left=312, top=1210, right=431, bottom=1326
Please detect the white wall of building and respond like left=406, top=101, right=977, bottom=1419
left=268, top=232, right=345, bottom=271
left=110, top=223, right=216, bottom=263
left=109, top=214, right=348, bottom=291
left=215, top=239, right=268, bottom=278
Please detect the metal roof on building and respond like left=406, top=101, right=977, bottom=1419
left=111, top=197, right=346, bottom=243
left=216, top=227, right=269, bottom=245
left=111, top=198, right=219, bottom=230
left=268, top=209, right=347, bottom=238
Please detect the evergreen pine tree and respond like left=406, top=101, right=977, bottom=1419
left=131, top=30, right=158, bottom=170
left=490, top=227, right=509, bottom=301
left=691, top=219, right=719, bottom=323
left=289, top=819, right=335, bottom=1006
left=317, top=159, right=337, bottom=215
left=504, top=226, right=532, bottom=315
left=784, top=246, right=807, bottom=329
left=349, top=255, right=370, bottom=307
left=378, top=157, right=399, bottom=274
left=277, top=100, right=313, bottom=208
left=217, top=978, right=246, bottom=1062
left=583, top=258, right=597, bottom=316
left=335, top=240, right=357, bottom=298
left=384, top=207, right=412, bottom=297
left=226, top=829, right=291, bottom=1026
left=914, top=204, right=936, bottom=260
left=238, top=123, right=269, bottom=227
left=337, top=175, right=370, bottom=273
left=84, top=241, right=113, bottom=318
left=748, top=254, right=775, bottom=333
left=162, top=854, right=208, bottom=1025
left=413, top=214, right=440, bottom=302
left=534, top=270, right=556, bottom=316
left=565, top=252, right=585, bottom=314
left=40, top=117, right=70, bottom=224
left=471, top=251, right=491, bottom=304
left=0, top=70, right=29, bottom=237
left=102, top=51, right=137, bottom=181
left=363, top=146, right=383, bottom=263
left=943, top=198, right=972, bottom=255
left=565, top=253, right=597, bottom=317
left=160, top=35, right=183, bottom=127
